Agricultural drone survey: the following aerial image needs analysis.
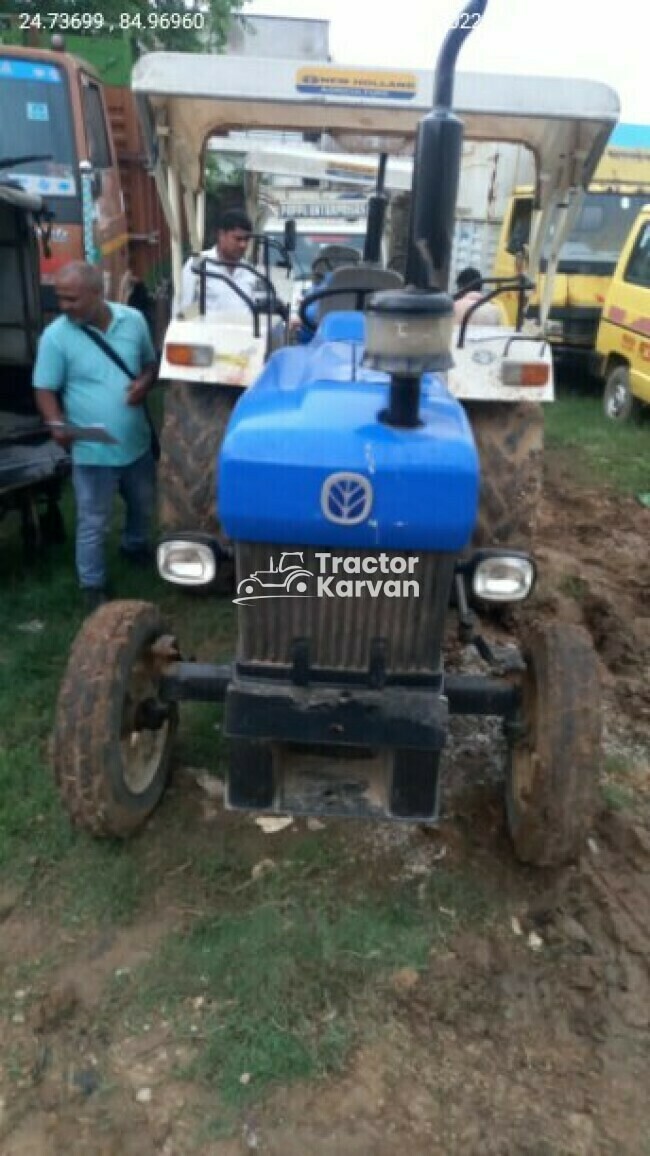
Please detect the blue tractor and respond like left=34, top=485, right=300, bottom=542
left=52, top=0, right=601, bottom=867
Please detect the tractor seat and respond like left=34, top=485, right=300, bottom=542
left=316, top=264, right=404, bottom=319
left=311, top=244, right=362, bottom=281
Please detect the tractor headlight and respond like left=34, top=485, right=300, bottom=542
left=472, top=552, right=536, bottom=602
left=157, top=537, right=219, bottom=586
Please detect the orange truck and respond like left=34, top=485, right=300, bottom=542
left=0, top=33, right=168, bottom=555
left=0, top=36, right=169, bottom=323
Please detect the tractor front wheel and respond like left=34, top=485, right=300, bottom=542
left=52, top=601, right=178, bottom=838
left=506, top=623, right=601, bottom=867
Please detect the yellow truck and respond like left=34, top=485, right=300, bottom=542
left=595, top=204, right=650, bottom=421
left=494, top=123, right=650, bottom=369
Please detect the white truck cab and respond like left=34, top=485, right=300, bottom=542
left=263, top=213, right=369, bottom=312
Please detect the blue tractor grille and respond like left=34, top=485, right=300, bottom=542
left=234, top=543, right=453, bottom=680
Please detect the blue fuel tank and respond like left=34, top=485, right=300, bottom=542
left=219, top=313, right=478, bottom=552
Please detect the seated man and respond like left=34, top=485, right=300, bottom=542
left=290, top=256, right=335, bottom=345
left=179, top=208, right=257, bottom=314
left=453, top=265, right=507, bottom=327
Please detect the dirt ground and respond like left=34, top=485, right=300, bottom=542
left=1, top=448, right=649, bottom=1155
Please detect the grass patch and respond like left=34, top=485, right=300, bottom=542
left=604, top=753, right=636, bottom=778
left=0, top=485, right=233, bottom=921
left=602, top=783, right=638, bottom=814
left=175, top=701, right=226, bottom=771
left=56, top=837, right=147, bottom=924
left=558, top=573, right=589, bottom=602
left=112, top=856, right=495, bottom=1105
left=194, top=1114, right=240, bottom=1144
left=601, top=752, right=649, bottom=816
left=545, top=394, right=648, bottom=495
left=0, top=743, right=72, bottom=873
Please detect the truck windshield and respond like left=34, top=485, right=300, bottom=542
left=264, top=230, right=366, bottom=275
left=0, top=57, right=76, bottom=198
left=542, top=193, right=648, bottom=274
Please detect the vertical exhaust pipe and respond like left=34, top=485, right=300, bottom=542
left=364, top=152, right=389, bottom=263
left=405, top=1, right=489, bottom=291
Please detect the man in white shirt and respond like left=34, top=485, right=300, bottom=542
left=179, top=208, right=258, bottom=314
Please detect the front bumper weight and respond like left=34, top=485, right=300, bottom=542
left=227, top=738, right=442, bottom=823
left=225, top=677, right=449, bottom=750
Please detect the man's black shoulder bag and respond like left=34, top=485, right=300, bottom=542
left=80, top=324, right=161, bottom=461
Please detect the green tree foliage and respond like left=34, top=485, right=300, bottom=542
left=2, top=0, right=245, bottom=51
left=204, top=152, right=245, bottom=239
left=204, top=152, right=244, bottom=198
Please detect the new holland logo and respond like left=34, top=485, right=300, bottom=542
left=321, top=472, right=373, bottom=525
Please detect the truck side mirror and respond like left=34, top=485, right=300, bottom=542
left=506, top=211, right=532, bottom=257
left=284, top=219, right=297, bottom=253
left=507, top=235, right=527, bottom=257
left=37, top=207, right=54, bottom=260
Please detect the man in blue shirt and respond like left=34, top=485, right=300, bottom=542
left=33, top=262, right=158, bottom=611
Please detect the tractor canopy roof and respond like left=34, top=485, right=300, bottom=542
left=132, top=52, right=619, bottom=209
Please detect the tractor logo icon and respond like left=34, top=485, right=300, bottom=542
left=234, top=552, right=314, bottom=605
left=321, top=472, right=373, bottom=525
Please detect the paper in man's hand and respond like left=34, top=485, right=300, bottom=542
left=49, top=422, right=118, bottom=444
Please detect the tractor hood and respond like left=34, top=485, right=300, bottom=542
left=219, top=313, right=479, bottom=552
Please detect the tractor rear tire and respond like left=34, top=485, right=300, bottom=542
left=52, top=600, right=178, bottom=838
left=158, top=382, right=238, bottom=537
left=506, top=623, right=601, bottom=867
left=464, top=400, right=544, bottom=549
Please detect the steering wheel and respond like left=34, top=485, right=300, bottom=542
left=298, top=283, right=383, bottom=332
left=452, top=273, right=534, bottom=302
left=193, top=265, right=259, bottom=316
left=193, top=260, right=288, bottom=321
left=311, top=255, right=336, bottom=278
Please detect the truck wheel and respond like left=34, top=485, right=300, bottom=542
left=603, top=366, right=641, bottom=423
left=52, top=601, right=178, bottom=838
left=158, top=382, right=238, bottom=536
left=506, top=624, right=601, bottom=867
left=464, top=401, right=543, bottom=548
